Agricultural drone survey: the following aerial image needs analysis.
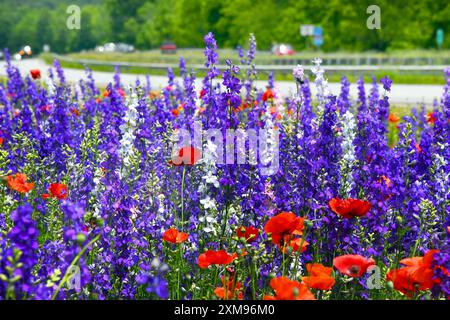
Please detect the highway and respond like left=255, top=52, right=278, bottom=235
left=1, top=58, right=445, bottom=105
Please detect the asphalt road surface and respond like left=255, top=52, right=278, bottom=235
left=1, top=58, right=445, bottom=105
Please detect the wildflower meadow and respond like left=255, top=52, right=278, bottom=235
left=0, top=33, right=449, bottom=301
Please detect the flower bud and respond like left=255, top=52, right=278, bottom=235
left=387, top=281, right=394, bottom=290
left=304, top=220, right=314, bottom=229
left=285, top=246, right=293, bottom=255
left=76, top=233, right=86, bottom=245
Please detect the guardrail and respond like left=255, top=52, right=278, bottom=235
left=52, top=54, right=448, bottom=74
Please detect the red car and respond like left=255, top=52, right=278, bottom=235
left=160, top=42, right=177, bottom=54
left=272, top=44, right=295, bottom=56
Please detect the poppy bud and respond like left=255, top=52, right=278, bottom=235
left=285, top=246, right=293, bottom=255
left=97, top=218, right=105, bottom=227
left=89, top=293, right=99, bottom=300
left=268, top=272, right=276, bottom=279
left=304, top=220, right=313, bottom=229
left=387, top=281, right=394, bottom=290
left=76, top=233, right=86, bottom=245
left=396, top=216, right=403, bottom=224
left=239, top=237, right=247, bottom=244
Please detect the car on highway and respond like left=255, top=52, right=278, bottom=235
left=271, top=44, right=295, bottom=56
left=95, top=43, right=135, bottom=53
left=14, top=45, right=33, bottom=60
left=160, top=41, right=177, bottom=54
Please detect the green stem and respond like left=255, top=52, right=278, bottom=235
left=52, top=234, right=100, bottom=300
left=180, top=165, right=187, bottom=231
left=250, top=252, right=257, bottom=300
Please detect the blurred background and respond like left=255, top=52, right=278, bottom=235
left=1, top=0, right=448, bottom=53
left=0, top=0, right=449, bottom=88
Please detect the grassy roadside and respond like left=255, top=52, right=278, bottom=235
left=41, top=52, right=447, bottom=85
left=54, top=49, right=450, bottom=64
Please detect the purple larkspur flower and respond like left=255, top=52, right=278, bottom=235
left=380, top=76, right=393, bottom=92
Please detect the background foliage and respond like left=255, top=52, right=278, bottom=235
left=0, top=0, right=449, bottom=53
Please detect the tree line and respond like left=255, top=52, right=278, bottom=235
left=0, top=0, right=449, bottom=54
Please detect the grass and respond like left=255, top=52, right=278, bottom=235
left=41, top=50, right=448, bottom=85
left=55, top=49, right=450, bottom=65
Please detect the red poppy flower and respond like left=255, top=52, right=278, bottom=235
left=388, top=113, right=400, bottom=123
left=149, top=91, right=160, bottom=99
left=379, top=175, right=392, bottom=188
left=302, top=263, right=335, bottom=290
left=386, top=249, right=441, bottom=296
left=214, top=276, right=243, bottom=300
left=40, top=105, right=51, bottom=113
left=415, top=143, right=423, bottom=153
left=162, top=228, right=188, bottom=244
left=171, top=109, right=179, bottom=116
left=262, top=89, right=275, bottom=102
left=103, top=89, right=125, bottom=98
left=306, top=263, right=334, bottom=277
left=7, top=173, right=35, bottom=194
left=333, top=254, right=375, bottom=278
left=70, top=108, right=81, bottom=117
left=169, top=145, right=202, bottom=166
left=199, top=89, right=207, bottom=98
left=197, top=250, right=237, bottom=269
left=264, top=212, right=305, bottom=246
left=328, top=198, right=371, bottom=219
left=283, top=238, right=309, bottom=254
left=42, top=183, right=68, bottom=200
left=426, top=112, right=436, bottom=124
left=236, top=226, right=259, bottom=243
left=30, top=69, right=41, bottom=80
left=0, top=137, right=3, bottom=146
left=263, top=277, right=315, bottom=300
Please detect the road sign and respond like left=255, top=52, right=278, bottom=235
left=436, top=29, right=444, bottom=48
left=313, top=26, right=324, bottom=47
left=314, top=26, right=323, bottom=37
left=300, top=25, right=314, bottom=37
left=313, top=36, right=324, bottom=48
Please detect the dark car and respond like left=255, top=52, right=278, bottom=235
left=160, top=41, right=177, bottom=54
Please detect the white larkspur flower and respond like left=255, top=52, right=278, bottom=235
left=289, top=259, right=303, bottom=279
left=311, top=57, right=330, bottom=116
left=118, top=87, right=138, bottom=170
left=339, top=110, right=357, bottom=195
left=202, top=171, right=219, bottom=188
left=200, top=196, right=216, bottom=210
left=293, top=64, right=305, bottom=82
